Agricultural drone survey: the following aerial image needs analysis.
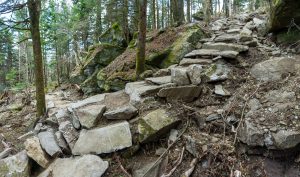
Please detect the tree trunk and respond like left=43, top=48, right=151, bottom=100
left=224, top=0, right=229, bottom=17
left=205, top=0, right=212, bottom=25
left=161, top=0, right=165, bottom=28
left=156, top=0, right=160, bottom=29
left=94, top=0, right=102, bottom=43
left=171, top=0, right=184, bottom=26
left=152, top=0, right=156, bottom=29
left=187, top=0, right=191, bottom=23
left=28, top=0, right=46, bottom=117
left=136, top=0, right=147, bottom=78
left=123, top=0, right=130, bottom=44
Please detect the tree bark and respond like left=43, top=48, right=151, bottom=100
left=94, top=0, right=102, bottom=43
left=28, top=0, right=46, bottom=117
left=156, top=0, right=160, bottom=29
left=171, top=0, right=184, bottom=26
left=205, top=0, right=212, bottom=25
left=187, top=0, right=191, bottom=23
left=136, top=0, right=147, bottom=78
left=152, top=0, right=156, bottom=29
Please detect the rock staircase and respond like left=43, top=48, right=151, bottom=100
left=2, top=12, right=300, bottom=177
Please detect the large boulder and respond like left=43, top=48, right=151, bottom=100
left=250, top=57, right=300, bottom=82
left=72, top=121, right=132, bottom=155
left=138, top=109, right=180, bottom=143
left=0, top=151, right=30, bottom=177
left=38, top=155, right=108, bottom=177
left=269, top=0, right=300, bottom=32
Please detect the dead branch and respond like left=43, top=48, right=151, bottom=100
left=181, top=158, right=198, bottom=177
left=114, top=154, right=132, bottom=177
left=161, top=147, right=185, bottom=177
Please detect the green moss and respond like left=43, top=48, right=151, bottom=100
left=204, top=64, right=217, bottom=77
left=277, top=28, right=300, bottom=44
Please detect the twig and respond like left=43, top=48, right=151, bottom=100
left=115, top=154, right=132, bottom=177
left=181, top=158, right=198, bottom=177
left=161, top=147, right=185, bottom=177
left=142, top=119, right=190, bottom=177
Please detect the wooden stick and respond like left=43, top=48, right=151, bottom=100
left=161, top=147, right=185, bottom=177
left=181, top=158, right=198, bottom=177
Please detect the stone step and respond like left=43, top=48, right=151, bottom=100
left=179, top=58, right=212, bottom=66
left=202, top=42, right=249, bottom=52
left=184, top=49, right=239, bottom=59
left=72, top=121, right=132, bottom=155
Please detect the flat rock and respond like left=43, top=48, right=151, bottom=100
left=170, top=67, right=190, bottom=85
left=138, top=109, right=180, bottom=143
left=202, top=63, right=231, bottom=82
left=226, top=28, right=241, bottom=34
left=55, top=131, right=69, bottom=152
left=0, top=151, right=30, bottom=177
left=179, top=58, right=212, bottom=66
left=240, top=27, right=253, bottom=36
left=186, top=64, right=203, bottom=85
left=157, top=85, right=201, bottom=101
left=202, top=42, right=249, bottom=52
left=237, top=120, right=265, bottom=147
left=38, top=131, right=62, bottom=157
left=55, top=109, right=70, bottom=124
left=273, top=130, right=300, bottom=149
left=145, top=76, right=171, bottom=85
left=250, top=57, right=300, bottom=82
left=24, top=136, right=51, bottom=168
left=73, top=104, right=106, bottom=129
left=185, top=49, right=239, bottom=59
left=214, top=34, right=239, bottom=43
left=125, top=81, right=175, bottom=105
left=72, top=121, right=132, bottom=155
left=214, top=85, right=231, bottom=96
left=58, top=121, right=79, bottom=149
left=68, top=93, right=106, bottom=112
left=37, top=155, right=108, bottom=177
left=104, top=104, right=138, bottom=120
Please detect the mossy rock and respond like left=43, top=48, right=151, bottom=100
left=276, top=28, right=300, bottom=44
left=161, top=25, right=205, bottom=68
left=269, top=0, right=300, bottom=32
left=192, top=11, right=204, bottom=21
left=99, top=23, right=127, bottom=47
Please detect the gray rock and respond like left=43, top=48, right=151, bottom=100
left=145, top=76, right=172, bottom=85
left=273, top=130, right=300, bottom=149
left=226, top=28, right=241, bottom=34
left=55, top=109, right=70, bottom=124
left=37, top=155, right=108, bottom=177
left=264, top=90, right=296, bottom=103
left=185, top=49, right=239, bottom=59
left=214, top=85, right=231, bottom=96
left=239, top=35, right=253, bottom=42
left=38, top=131, right=62, bottom=157
left=24, top=136, right=51, bottom=168
left=104, top=104, right=138, bottom=120
left=202, top=42, right=249, bottom=52
left=179, top=58, right=212, bottom=66
left=170, top=67, right=190, bottom=85
left=206, top=114, right=221, bottom=122
left=168, top=129, right=179, bottom=143
left=248, top=98, right=262, bottom=111
left=250, top=57, right=300, bottom=82
left=237, top=120, right=265, bottom=146
left=68, top=93, right=106, bottom=112
left=47, top=101, right=55, bottom=109
left=73, top=104, right=106, bottom=129
left=214, top=34, right=239, bottom=43
left=203, top=64, right=231, bottom=82
left=58, top=121, right=79, bottom=149
left=72, top=121, right=132, bottom=155
left=153, top=69, right=170, bottom=77
left=244, top=40, right=258, bottom=47
left=240, top=27, right=253, bottom=36
left=157, top=85, right=201, bottom=101
left=55, top=131, right=69, bottom=152
left=125, top=81, right=175, bottom=105
left=187, top=64, right=203, bottom=85
left=138, top=109, right=180, bottom=143
left=0, top=151, right=30, bottom=177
